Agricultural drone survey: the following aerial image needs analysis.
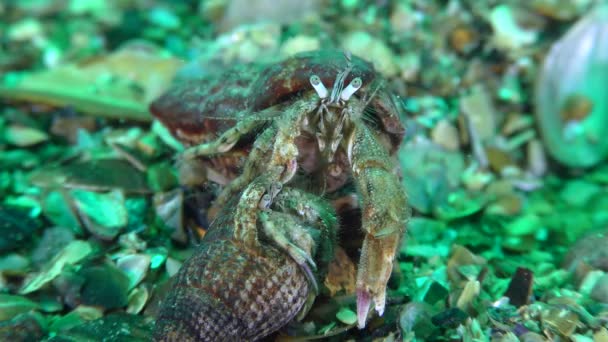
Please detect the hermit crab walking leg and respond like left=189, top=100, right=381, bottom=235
left=272, top=187, right=339, bottom=270
left=258, top=211, right=318, bottom=292
left=180, top=117, right=264, bottom=160
left=347, top=120, right=409, bottom=329
left=257, top=186, right=339, bottom=320
left=210, top=125, right=278, bottom=215
left=258, top=184, right=317, bottom=278
left=234, top=99, right=318, bottom=249
left=154, top=186, right=338, bottom=342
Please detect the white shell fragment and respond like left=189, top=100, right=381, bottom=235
left=489, top=5, right=538, bottom=51
left=117, top=253, right=152, bottom=290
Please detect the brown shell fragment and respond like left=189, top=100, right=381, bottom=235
left=503, top=267, right=534, bottom=307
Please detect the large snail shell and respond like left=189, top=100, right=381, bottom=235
left=154, top=210, right=310, bottom=341
left=535, top=4, right=608, bottom=168
left=155, top=240, right=309, bottom=341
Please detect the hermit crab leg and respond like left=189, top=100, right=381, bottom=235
left=258, top=210, right=318, bottom=292
left=210, top=125, right=277, bottom=215
left=259, top=187, right=339, bottom=319
left=258, top=182, right=283, bottom=210
left=347, top=121, right=409, bottom=329
left=233, top=98, right=318, bottom=249
left=180, top=117, right=263, bottom=160
left=272, top=187, right=338, bottom=268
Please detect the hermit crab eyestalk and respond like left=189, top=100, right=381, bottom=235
left=340, top=77, right=362, bottom=101
left=310, top=75, right=328, bottom=99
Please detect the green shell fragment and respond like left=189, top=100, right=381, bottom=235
left=20, top=240, right=93, bottom=294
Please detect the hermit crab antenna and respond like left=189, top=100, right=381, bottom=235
left=310, top=75, right=328, bottom=99
left=330, top=67, right=349, bottom=103
left=340, top=77, right=362, bottom=101
left=343, top=50, right=352, bottom=63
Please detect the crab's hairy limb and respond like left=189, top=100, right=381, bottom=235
left=274, top=188, right=338, bottom=236
left=233, top=99, right=318, bottom=249
left=259, top=211, right=318, bottom=290
left=210, top=125, right=277, bottom=215
left=180, top=117, right=263, bottom=160
left=273, top=188, right=338, bottom=270
left=348, top=121, right=409, bottom=329
left=259, top=187, right=339, bottom=321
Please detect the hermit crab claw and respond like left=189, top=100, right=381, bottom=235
left=310, top=75, right=328, bottom=99
left=340, top=77, right=362, bottom=101
left=354, top=199, right=405, bottom=329
left=357, top=289, right=372, bottom=329
left=357, top=287, right=386, bottom=329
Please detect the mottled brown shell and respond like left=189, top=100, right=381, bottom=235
left=150, top=50, right=405, bottom=147
left=154, top=199, right=311, bottom=341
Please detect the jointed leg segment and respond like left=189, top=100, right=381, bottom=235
left=257, top=186, right=338, bottom=301
left=258, top=210, right=318, bottom=292
left=348, top=122, right=409, bottom=328
left=232, top=100, right=315, bottom=249
left=211, top=125, right=278, bottom=214
left=181, top=118, right=263, bottom=160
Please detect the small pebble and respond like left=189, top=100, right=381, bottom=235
left=431, top=120, right=460, bottom=151
left=342, top=31, right=398, bottom=77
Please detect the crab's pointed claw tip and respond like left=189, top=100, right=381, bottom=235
left=356, top=288, right=371, bottom=329
left=373, top=288, right=387, bottom=317
left=375, top=297, right=385, bottom=317
left=301, top=263, right=319, bottom=294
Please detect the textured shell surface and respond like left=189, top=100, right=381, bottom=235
left=154, top=199, right=311, bottom=342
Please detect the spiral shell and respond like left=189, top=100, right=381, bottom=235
left=155, top=241, right=309, bottom=341
left=154, top=204, right=312, bottom=342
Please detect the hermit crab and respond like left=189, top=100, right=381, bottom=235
left=151, top=50, right=409, bottom=329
